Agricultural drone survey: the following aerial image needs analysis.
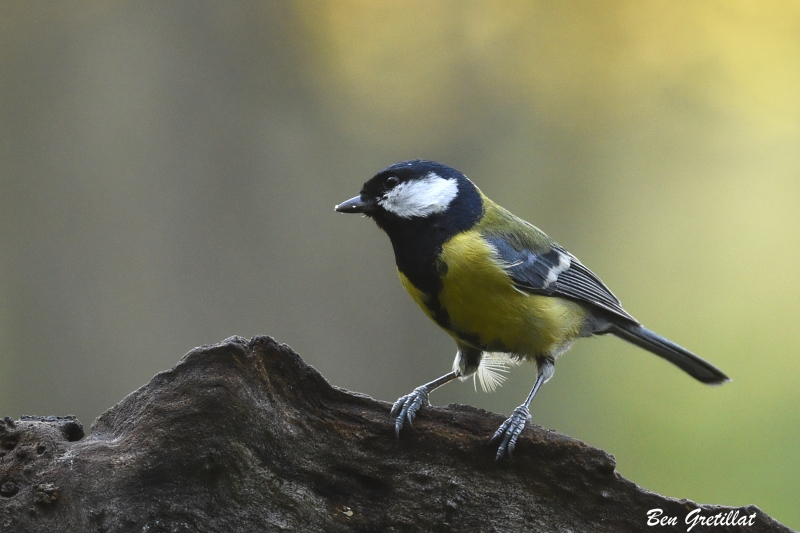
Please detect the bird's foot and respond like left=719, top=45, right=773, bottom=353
left=490, top=405, right=531, bottom=461
left=390, top=385, right=432, bottom=437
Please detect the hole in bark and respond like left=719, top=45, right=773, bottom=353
left=0, top=481, right=19, bottom=497
left=61, top=421, right=85, bottom=442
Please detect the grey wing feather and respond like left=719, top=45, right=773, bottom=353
left=552, top=249, right=637, bottom=323
left=485, top=236, right=637, bottom=324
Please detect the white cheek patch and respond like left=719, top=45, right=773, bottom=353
left=378, top=172, right=458, bottom=218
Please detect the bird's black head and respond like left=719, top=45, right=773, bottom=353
left=335, top=160, right=483, bottom=236
left=336, top=161, right=485, bottom=299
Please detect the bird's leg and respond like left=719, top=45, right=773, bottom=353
left=491, top=359, right=553, bottom=460
left=390, top=371, right=458, bottom=437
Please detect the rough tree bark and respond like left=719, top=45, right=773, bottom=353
left=0, top=335, right=793, bottom=532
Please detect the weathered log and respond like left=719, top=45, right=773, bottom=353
left=0, top=335, right=792, bottom=532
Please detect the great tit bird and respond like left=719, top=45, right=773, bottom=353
left=335, top=159, right=730, bottom=460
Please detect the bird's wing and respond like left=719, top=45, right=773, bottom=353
left=484, top=233, right=638, bottom=324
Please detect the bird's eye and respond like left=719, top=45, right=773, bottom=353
left=385, top=176, right=400, bottom=189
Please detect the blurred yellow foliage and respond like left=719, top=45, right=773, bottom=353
left=295, top=0, right=800, bottom=135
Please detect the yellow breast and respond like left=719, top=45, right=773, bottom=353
left=402, top=230, right=588, bottom=358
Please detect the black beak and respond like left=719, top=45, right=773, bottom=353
left=334, top=195, right=368, bottom=214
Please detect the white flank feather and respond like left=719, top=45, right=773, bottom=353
left=473, top=353, right=520, bottom=393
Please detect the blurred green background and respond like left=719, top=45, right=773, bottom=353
left=2, top=1, right=799, bottom=527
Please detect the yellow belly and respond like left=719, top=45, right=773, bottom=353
left=400, top=230, right=588, bottom=358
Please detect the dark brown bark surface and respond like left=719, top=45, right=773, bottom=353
left=0, top=335, right=793, bottom=532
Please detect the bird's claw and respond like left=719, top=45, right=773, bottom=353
left=490, top=405, right=531, bottom=461
left=390, top=386, right=431, bottom=437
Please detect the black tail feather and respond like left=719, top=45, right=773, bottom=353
left=610, top=323, right=730, bottom=385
